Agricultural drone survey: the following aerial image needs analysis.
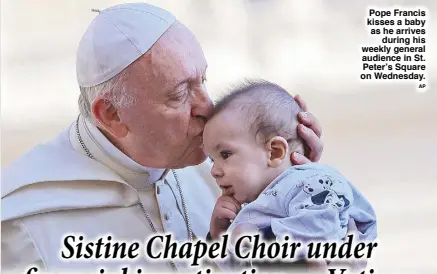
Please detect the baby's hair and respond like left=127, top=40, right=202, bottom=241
left=212, top=79, right=305, bottom=154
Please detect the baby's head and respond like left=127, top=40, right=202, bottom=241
left=203, top=79, right=304, bottom=203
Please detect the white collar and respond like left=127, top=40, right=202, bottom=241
left=70, top=115, right=167, bottom=189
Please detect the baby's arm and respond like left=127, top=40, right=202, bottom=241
left=271, top=174, right=354, bottom=243
left=272, top=199, right=344, bottom=242
left=230, top=223, right=260, bottom=246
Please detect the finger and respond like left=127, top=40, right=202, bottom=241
left=221, top=200, right=241, bottom=214
left=291, top=152, right=311, bottom=165
left=298, top=112, right=322, bottom=138
left=222, top=187, right=235, bottom=196
left=218, top=208, right=237, bottom=222
left=220, top=196, right=242, bottom=211
left=298, top=124, right=323, bottom=162
left=294, top=94, right=308, bottom=112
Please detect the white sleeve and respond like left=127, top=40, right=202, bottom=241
left=1, top=219, right=47, bottom=271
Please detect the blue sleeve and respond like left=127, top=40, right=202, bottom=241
left=271, top=202, right=344, bottom=243
left=348, top=184, right=377, bottom=241
left=271, top=174, right=353, bottom=243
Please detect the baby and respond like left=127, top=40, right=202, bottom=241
left=203, top=79, right=377, bottom=267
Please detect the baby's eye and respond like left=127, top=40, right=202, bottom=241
left=220, top=151, right=232, bottom=160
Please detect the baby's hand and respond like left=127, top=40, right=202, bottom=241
left=210, top=195, right=241, bottom=240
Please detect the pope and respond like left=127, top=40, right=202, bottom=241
left=1, top=2, right=324, bottom=272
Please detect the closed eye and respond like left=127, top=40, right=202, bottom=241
left=170, top=91, right=188, bottom=102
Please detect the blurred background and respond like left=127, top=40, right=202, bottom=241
left=1, top=0, right=436, bottom=272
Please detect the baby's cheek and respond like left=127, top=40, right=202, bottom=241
left=228, top=167, right=248, bottom=191
left=239, top=165, right=254, bottom=182
left=234, top=172, right=249, bottom=190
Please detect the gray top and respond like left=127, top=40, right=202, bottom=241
left=228, top=163, right=377, bottom=243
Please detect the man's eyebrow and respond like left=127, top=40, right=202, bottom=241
left=170, top=65, right=208, bottom=91
left=171, top=79, right=190, bottom=92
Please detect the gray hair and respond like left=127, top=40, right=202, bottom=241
left=78, top=68, right=137, bottom=124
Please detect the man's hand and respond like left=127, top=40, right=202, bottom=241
left=210, top=195, right=241, bottom=240
left=292, top=95, right=324, bottom=165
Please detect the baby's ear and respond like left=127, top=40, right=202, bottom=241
left=265, top=136, right=289, bottom=168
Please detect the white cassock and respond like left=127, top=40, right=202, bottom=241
left=1, top=115, right=220, bottom=272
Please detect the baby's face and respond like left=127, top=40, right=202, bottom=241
left=203, top=110, right=273, bottom=204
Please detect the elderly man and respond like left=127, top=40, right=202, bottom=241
left=1, top=3, right=324, bottom=272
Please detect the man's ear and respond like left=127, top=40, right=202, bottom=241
left=92, top=95, right=128, bottom=138
left=265, top=136, right=289, bottom=168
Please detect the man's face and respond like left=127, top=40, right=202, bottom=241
left=117, top=22, right=213, bottom=168
left=203, top=110, right=273, bottom=204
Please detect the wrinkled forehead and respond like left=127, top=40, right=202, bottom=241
left=126, top=22, right=207, bottom=96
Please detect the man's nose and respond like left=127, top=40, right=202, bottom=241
left=191, top=87, right=213, bottom=121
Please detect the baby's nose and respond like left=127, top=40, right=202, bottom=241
left=211, top=164, right=223, bottom=178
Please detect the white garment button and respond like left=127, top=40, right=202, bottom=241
left=164, top=213, right=170, bottom=220
left=156, top=186, right=161, bottom=194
